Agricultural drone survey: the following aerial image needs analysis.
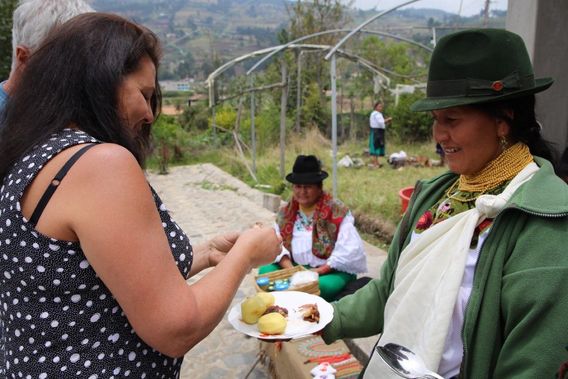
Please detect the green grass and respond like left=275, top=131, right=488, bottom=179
left=341, top=164, right=444, bottom=222
left=154, top=128, right=447, bottom=232
left=198, top=180, right=238, bottom=192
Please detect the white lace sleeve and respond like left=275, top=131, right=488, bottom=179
left=326, top=212, right=367, bottom=274
left=273, top=222, right=290, bottom=263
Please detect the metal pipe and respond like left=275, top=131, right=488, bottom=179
left=211, top=106, right=217, bottom=138
left=295, top=51, right=303, bottom=133
left=330, top=54, right=338, bottom=198
left=249, top=75, right=256, bottom=175
left=324, top=0, right=421, bottom=60
left=279, top=62, right=288, bottom=178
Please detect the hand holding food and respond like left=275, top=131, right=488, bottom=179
left=206, top=231, right=239, bottom=267
left=233, top=227, right=282, bottom=268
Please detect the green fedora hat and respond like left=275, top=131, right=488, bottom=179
left=411, top=28, right=553, bottom=112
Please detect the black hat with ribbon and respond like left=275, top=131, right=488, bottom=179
left=411, top=28, right=554, bottom=112
left=285, top=155, right=328, bottom=184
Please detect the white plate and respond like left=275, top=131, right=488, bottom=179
left=228, top=291, right=334, bottom=340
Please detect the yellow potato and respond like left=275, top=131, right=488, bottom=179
left=241, top=296, right=267, bottom=324
left=255, top=292, right=275, bottom=307
left=257, top=312, right=287, bottom=335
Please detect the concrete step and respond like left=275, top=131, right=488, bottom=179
left=345, top=335, right=379, bottom=364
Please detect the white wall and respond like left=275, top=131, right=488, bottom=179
left=507, top=0, right=568, bottom=159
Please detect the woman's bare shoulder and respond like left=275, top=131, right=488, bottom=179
left=59, top=142, right=152, bottom=218
left=72, top=143, right=146, bottom=183
left=82, top=143, right=139, bottom=165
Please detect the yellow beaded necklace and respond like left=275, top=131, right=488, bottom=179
left=446, top=142, right=533, bottom=201
left=299, top=203, right=316, bottom=216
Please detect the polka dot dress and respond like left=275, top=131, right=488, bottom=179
left=0, top=130, right=193, bottom=378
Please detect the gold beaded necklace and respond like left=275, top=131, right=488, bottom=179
left=445, top=180, right=486, bottom=203
left=445, top=143, right=533, bottom=202
left=299, top=204, right=316, bottom=216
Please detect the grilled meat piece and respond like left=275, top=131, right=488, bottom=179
left=299, top=303, right=320, bottom=323
left=263, top=305, right=289, bottom=317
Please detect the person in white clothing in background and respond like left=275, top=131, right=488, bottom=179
left=368, top=101, right=392, bottom=167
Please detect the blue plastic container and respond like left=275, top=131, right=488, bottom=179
left=256, top=276, right=270, bottom=290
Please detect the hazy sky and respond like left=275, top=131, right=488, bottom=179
left=351, top=0, right=508, bottom=16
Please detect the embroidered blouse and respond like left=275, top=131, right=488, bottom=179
left=273, top=211, right=367, bottom=274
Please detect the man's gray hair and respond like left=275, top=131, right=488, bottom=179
left=11, top=0, right=94, bottom=71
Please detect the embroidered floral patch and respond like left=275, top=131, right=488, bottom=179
left=413, top=181, right=508, bottom=236
left=416, top=210, right=433, bottom=231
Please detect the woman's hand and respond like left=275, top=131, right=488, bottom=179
left=188, top=231, right=240, bottom=277
left=311, top=264, right=332, bottom=275
left=232, top=226, right=282, bottom=269
left=206, top=231, right=239, bottom=267
left=279, top=255, right=294, bottom=269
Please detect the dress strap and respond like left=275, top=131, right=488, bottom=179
left=29, top=143, right=97, bottom=226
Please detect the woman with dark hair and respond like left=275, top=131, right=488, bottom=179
left=0, top=13, right=281, bottom=377
left=322, top=29, right=568, bottom=378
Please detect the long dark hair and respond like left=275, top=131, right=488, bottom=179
left=472, top=95, right=557, bottom=164
left=0, top=12, right=162, bottom=180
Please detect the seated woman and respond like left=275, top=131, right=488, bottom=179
left=259, top=155, right=367, bottom=301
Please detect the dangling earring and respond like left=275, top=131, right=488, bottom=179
left=500, top=136, right=508, bottom=151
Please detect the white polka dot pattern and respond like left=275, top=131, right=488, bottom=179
left=0, top=130, right=193, bottom=377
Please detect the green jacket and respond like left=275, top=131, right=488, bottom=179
left=323, top=157, right=568, bottom=378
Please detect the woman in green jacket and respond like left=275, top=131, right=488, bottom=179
left=322, top=28, right=568, bottom=379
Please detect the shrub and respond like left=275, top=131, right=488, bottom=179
left=389, top=92, right=433, bottom=142
left=241, top=100, right=284, bottom=152
left=301, top=83, right=330, bottom=132
left=151, top=115, right=191, bottom=173
left=179, top=103, right=210, bottom=131
left=214, top=104, right=238, bottom=130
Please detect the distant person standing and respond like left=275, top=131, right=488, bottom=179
left=369, top=101, right=392, bottom=167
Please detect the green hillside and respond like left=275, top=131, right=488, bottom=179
left=90, top=0, right=505, bottom=80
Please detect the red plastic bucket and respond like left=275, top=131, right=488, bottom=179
left=399, top=186, right=414, bottom=214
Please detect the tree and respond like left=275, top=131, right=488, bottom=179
left=0, top=0, right=17, bottom=79
left=285, top=0, right=352, bottom=130
left=175, top=51, right=195, bottom=79
left=389, top=92, right=433, bottom=142
left=352, top=35, right=429, bottom=105
left=301, top=82, right=329, bottom=131
left=288, top=0, right=351, bottom=44
left=151, top=115, right=191, bottom=174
